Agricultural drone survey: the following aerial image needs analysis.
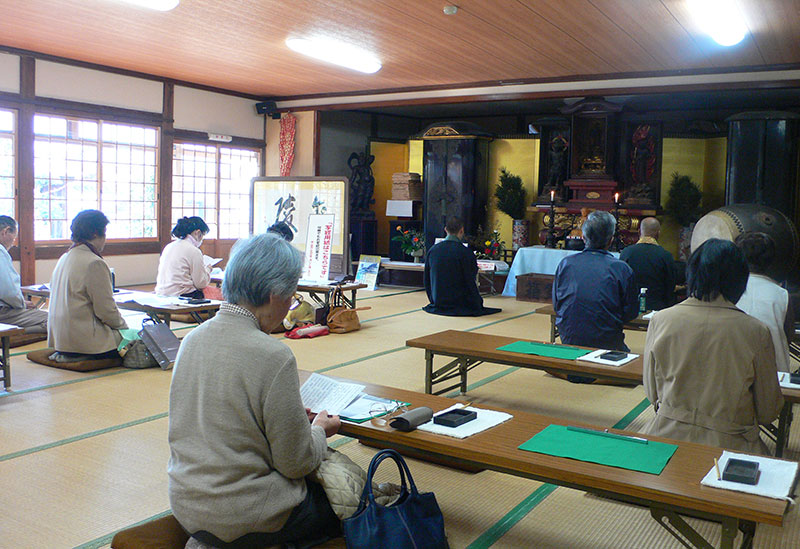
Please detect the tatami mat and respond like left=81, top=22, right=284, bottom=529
left=1, top=287, right=797, bottom=549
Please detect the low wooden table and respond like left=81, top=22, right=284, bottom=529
left=406, top=329, right=798, bottom=458
left=21, top=286, right=222, bottom=327
left=534, top=303, right=650, bottom=342
left=380, top=260, right=505, bottom=296
left=304, top=371, right=794, bottom=549
left=210, top=274, right=367, bottom=309
left=0, top=323, right=25, bottom=390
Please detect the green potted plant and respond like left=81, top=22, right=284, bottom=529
left=495, top=167, right=528, bottom=250
left=664, top=172, right=703, bottom=261
left=391, top=226, right=426, bottom=262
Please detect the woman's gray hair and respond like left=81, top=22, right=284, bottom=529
left=222, top=233, right=303, bottom=306
left=582, top=210, right=617, bottom=249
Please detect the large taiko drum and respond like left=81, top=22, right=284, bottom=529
left=691, top=204, right=799, bottom=281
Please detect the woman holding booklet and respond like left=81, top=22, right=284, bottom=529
left=167, top=232, right=342, bottom=548
left=155, top=216, right=221, bottom=300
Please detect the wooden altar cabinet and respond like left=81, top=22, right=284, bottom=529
left=526, top=204, right=659, bottom=248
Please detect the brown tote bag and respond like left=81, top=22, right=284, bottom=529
left=326, top=285, right=370, bottom=333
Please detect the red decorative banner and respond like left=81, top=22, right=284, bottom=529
left=279, top=113, right=297, bottom=177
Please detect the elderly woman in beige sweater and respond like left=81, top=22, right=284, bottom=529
left=168, top=233, right=341, bottom=548
left=48, top=210, right=127, bottom=361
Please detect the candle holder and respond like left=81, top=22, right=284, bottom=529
left=611, top=198, right=622, bottom=252
left=546, top=201, right=557, bottom=248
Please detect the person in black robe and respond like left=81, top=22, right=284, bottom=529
left=423, top=217, right=501, bottom=317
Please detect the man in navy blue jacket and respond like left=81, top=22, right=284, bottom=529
left=423, top=217, right=501, bottom=317
left=553, top=211, right=638, bottom=356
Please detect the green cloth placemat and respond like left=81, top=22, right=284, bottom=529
left=519, top=424, right=678, bottom=475
left=497, top=341, right=591, bottom=360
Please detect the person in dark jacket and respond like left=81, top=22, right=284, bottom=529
left=552, top=210, right=638, bottom=383
left=423, top=217, right=501, bottom=317
left=619, top=217, right=676, bottom=311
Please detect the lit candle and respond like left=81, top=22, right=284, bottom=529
left=550, top=189, right=555, bottom=203
left=614, top=192, right=619, bottom=204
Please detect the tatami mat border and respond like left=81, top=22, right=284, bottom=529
left=318, top=311, right=537, bottom=374
left=0, top=369, right=131, bottom=399
left=0, top=412, right=168, bottom=463
left=358, top=288, right=425, bottom=300
left=465, top=397, right=652, bottom=547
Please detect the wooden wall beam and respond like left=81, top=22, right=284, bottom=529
left=158, top=82, right=174, bottom=249
left=17, top=56, right=35, bottom=285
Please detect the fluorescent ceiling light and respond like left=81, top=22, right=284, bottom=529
left=286, top=37, right=381, bottom=74
left=113, top=0, right=179, bottom=11
left=687, top=0, right=747, bottom=46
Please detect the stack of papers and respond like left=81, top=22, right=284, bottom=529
left=701, top=450, right=798, bottom=499
left=114, top=292, right=186, bottom=307
left=418, top=404, right=512, bottom=439
left=300, top=373, right=365, bottom=415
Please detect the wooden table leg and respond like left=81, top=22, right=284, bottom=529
left=2, top=334, right=10, bottom=390
left=425, top=349, right=433, bottom=394
left=460, top=356, right=468, bottom=393
left=550, top=316, right=556, bottom=343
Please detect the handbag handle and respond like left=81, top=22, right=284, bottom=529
left=327, top=306, right=370, bottom=323
left=330, top=285, right=344, bottom=308
left=361, top=449, right=419, bottom=505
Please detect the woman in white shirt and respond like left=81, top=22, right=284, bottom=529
left=735, top=232, right=792, bottom=372
left=156, top=217, right=211, bottom=299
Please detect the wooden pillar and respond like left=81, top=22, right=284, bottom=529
left=17, top=56, right=35, bottom=285
left=158, top=82, right=174, bottom=249
left=313, top=110, right=320, bottom=176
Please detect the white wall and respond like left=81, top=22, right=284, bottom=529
left=36, top=61, right=163, bottom=112
left=35, top=254, right=160, bottom=286
left=0, top=53, right=20, bottom=93
left=174, top=86, right=262, bottom=139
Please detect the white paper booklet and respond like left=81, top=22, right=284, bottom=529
left=577, top=349, right=639, bottom=367
left=778, top=372, right=800, bottom=389
left=418, top=404, right=512, bottom=439
left=300, top=373, right=365, bottom=415
left=700, top=450, right=798, bottom=500
left=203, top=255, right=223, bottom=268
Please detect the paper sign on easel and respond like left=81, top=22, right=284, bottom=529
left=303, top=214, right=335, bottom=283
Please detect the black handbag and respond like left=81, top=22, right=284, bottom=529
left=342, top=449, right=448, bottom=549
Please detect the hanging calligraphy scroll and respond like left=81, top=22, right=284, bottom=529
left=251, top=176, right=350, bottom=276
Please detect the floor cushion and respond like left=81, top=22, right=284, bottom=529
left=26, top=348, right=122, bottom=372
left=111, top=514, right=189, bottom=549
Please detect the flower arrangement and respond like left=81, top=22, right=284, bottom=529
left=391, top=226, right=425, bottom=255
left=471, top=226, right=505, bottom=260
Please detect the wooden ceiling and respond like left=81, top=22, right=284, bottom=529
left=1, top=0, right=799, bottom=99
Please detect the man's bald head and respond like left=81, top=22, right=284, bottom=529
left=640, top=217, right=660, bottom=238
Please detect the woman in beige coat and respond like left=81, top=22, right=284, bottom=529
left=641, top=238, right=783, bottom=454
left=47, top=210, right=128, bottom=361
